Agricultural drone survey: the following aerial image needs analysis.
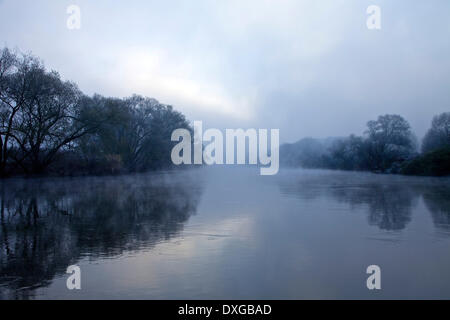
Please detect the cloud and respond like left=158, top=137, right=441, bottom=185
left=113, top=47, right=257, bottom=119
left=0, top=0, right=449, bottom=142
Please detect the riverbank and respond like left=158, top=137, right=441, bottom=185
left=399, top=148, right=450, bottom=177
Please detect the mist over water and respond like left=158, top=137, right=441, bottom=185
left=1, top=0, right=450, bottom=304
left=1, top=167, right=449, bottom=299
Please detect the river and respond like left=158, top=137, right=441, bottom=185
left=1, top=167, right=450, bottom=299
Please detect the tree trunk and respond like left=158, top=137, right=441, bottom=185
left=0, top=135, right=3, bottom=177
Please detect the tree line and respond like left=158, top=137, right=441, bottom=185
left=2, top=47, right=448, bottom=178
left=0, top=47, right=191, bottom=177
left=281, top=113, right=450, bottom=176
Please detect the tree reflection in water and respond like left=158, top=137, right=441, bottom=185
left=0, top=171, right=202, bottom=299
left=278, top=171, right=450, bottom=232
left=422, top=186, right=450, bottom=232
left=329, top=183, right=418, bottom=231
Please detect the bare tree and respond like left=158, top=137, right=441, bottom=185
left=0, top=49, right=101, bottom=175
left=79, top=94, right=191, bottom=173
left=0, top=47, right=191, bottom=176
left=0, top=48, right=19, bottom=176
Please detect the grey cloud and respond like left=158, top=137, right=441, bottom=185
left=0, top=0, right=449, bottom=142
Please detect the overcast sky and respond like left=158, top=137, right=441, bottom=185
left=1, top=0, right=449, bottom=143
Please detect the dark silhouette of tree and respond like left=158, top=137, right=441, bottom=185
left=326, top=135, right=365, bottom=170
left=280, top=115, right=418, bottom=174
left=0, top=47, right=191, bottom=177
left=0, top=49, right=102, bottom=175
left=363, top=114, right=416, bottom=171
left=77, top=94, right=191, bottom=174
left=422, top=112, right=450, bottom=153
left=0, top=48, right=22, bottom=176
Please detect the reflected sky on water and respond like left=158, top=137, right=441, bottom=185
left=1, top=168, right=450, bottom=299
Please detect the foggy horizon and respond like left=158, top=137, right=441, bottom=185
left=2, top=0, right=450, bottom=305
left=1, top=0, right=449, bottom=143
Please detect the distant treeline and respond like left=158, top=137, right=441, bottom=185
left=2, top=47, right=449, bottom=178
left=0, top=47, right=191, bottom=177
left=281, top=113, right=450, bottom=177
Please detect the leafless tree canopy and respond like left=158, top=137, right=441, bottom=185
left=0, top=48, right=191, bottom=177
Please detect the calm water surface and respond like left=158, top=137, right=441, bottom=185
left=1, top=167, right=450, bottom=299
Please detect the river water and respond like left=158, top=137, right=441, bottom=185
left=1, top=167, right=450, bottom=299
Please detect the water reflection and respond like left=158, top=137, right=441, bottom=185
left=422, top=186, right=450, bottom=232
left=1, top=168, right=450, bottom=299
left=330, top=184, right=418, bottom=231
left=0, top=172, right=202, bottom=299
left=278, top=170, right=450, bottom=231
